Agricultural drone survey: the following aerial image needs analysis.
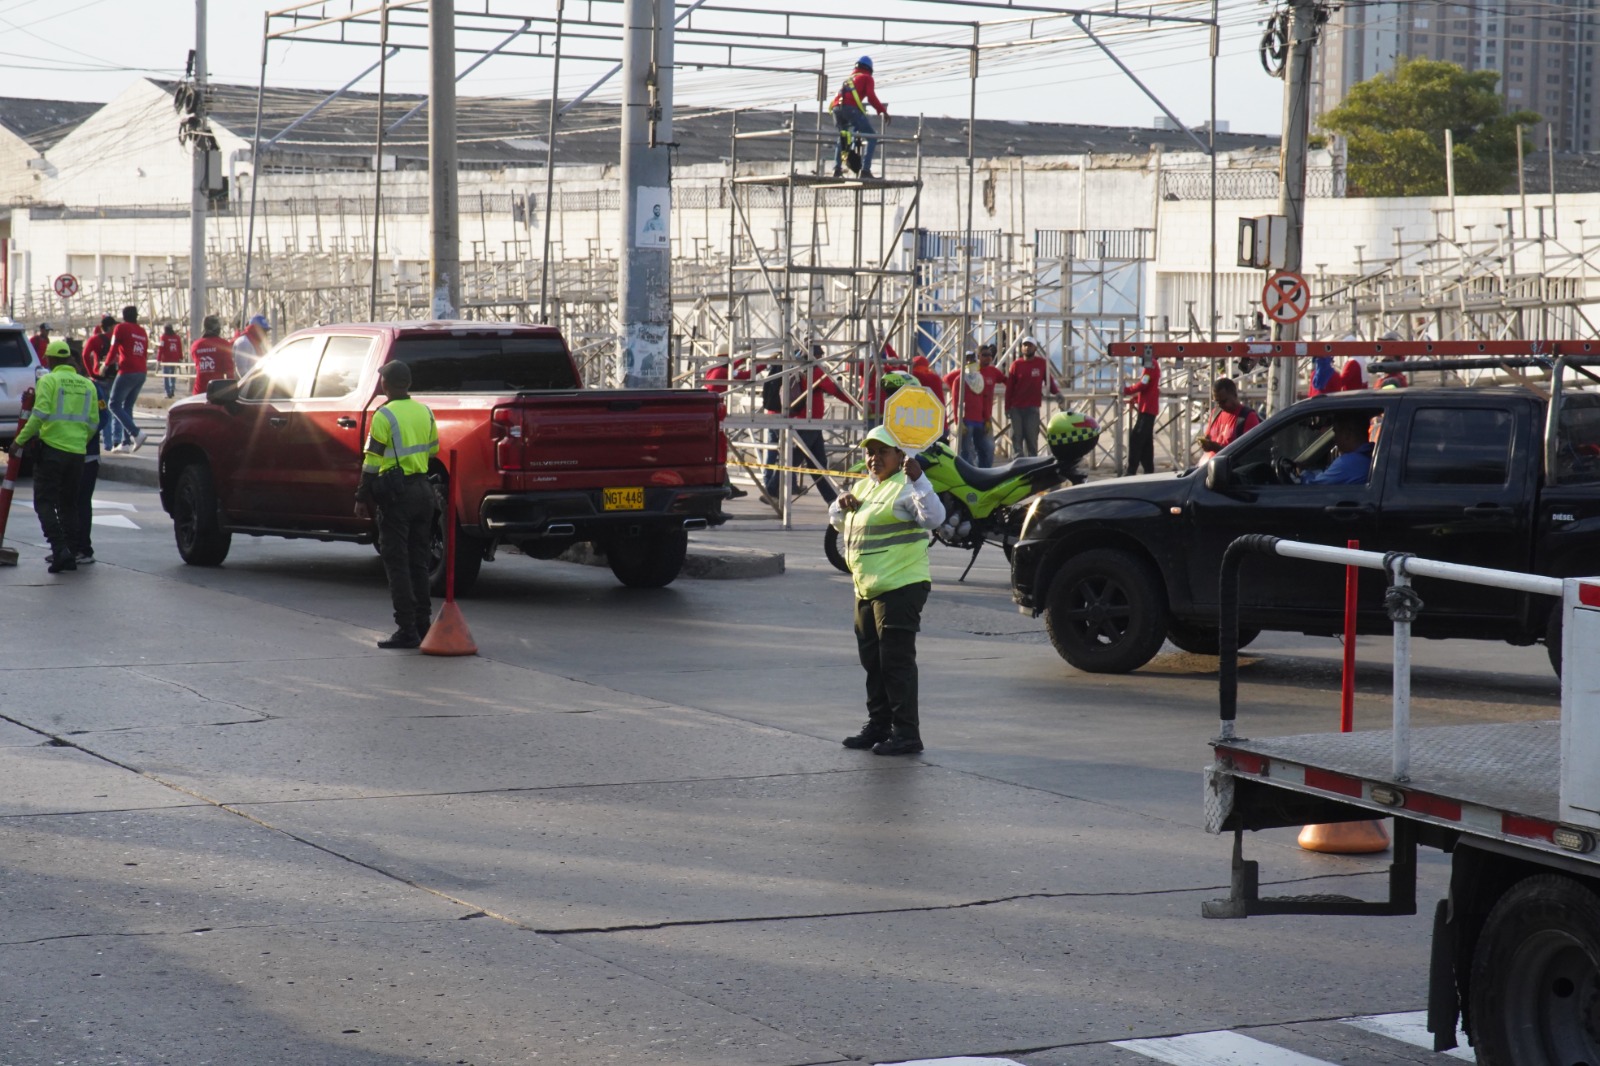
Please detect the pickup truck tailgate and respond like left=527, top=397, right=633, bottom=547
left=494, top=390, right=724, bottom=487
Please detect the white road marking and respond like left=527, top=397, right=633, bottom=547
left=1343, top=1011, right=1474, bottom=1060
left=91, top=515, right=138, bottom=529
left=1113, top=1030, right=1336, bottom=1065
left=92, top=500, right=136, bottom=511
left=879, top=1059, right=1027, bottom=1066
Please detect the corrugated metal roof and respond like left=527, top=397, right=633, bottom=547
left=154, top=80, right=1278, bottom=168
left=0, top=97, right=102, bottom=151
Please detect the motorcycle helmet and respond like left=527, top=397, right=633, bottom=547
left=1046, top=410, right=1100, bottom=468
left=880, top=370, right=915, bottom=396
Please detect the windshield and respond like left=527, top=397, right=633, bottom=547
left=0, top=331, right=33, bottom=369
left=390, top=334, right=578, bottom=392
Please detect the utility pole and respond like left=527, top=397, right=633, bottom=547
left=429, top=0, right=460, bottom=318
left=188, top=0, right=208, bottom=342
left=1271, top=0, right=1320, bottom=411
left=617, top=0, right=673, bottom=388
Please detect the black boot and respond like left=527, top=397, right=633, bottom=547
left=871, top=735, right=923, bottom=756
left=843, top=721, right=891, bottom=749
left=378, top=628, right=421, bottom=649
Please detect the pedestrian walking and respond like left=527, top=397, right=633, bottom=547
left=232, top=314, right=271, bottom=377
left=1004, top=337, right=1059, bottom=457
left=353, top=362, right=440, bottom=650
left=1122, top=352, right=1159, bottom=475
left=105, top=305, right=150, bottom=452
left=8, top=339, right=100, bottom=572
left=157, top=324, right=184, bottom=398
left=829, top=56, right=889, bottom=179
left=83, top=316, right=114, bottom=379
left=190, top=315, right=236, bottom=395
left=831, top=424, right=946, bottom=756
left=1197, top=377, right=1260, bottom=464
left=70, top=340, right=110, bottom=565
left=777, top=344, right=846, bottom=504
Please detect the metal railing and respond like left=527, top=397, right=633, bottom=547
left=1217, top=535, right=1563, bottom=780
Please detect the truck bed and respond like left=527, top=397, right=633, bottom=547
left=1218, top=721, right=1560, bottom=821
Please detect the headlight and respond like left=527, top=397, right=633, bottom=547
left=1019, top=494, right=1069, bottom=540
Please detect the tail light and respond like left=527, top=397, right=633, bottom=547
left=490, top=405, right=525, bottom=471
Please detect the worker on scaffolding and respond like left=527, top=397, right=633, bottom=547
left=830, top=56, right=890, bottom=180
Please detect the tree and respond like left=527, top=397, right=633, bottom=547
left=1320, top=58, right=1539, bottom=197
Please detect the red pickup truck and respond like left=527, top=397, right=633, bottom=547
left=158, top=322, right=729, bottom=592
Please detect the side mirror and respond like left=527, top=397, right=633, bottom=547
left=1205, top=455, right=1233, bottom=491
left=206, top=379, right=241, bottom=406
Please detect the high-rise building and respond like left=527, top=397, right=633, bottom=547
left=1314, top=0, right=1597, bottom=152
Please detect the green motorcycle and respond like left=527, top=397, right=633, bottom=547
left=824, top=409, right=1100, bottom=581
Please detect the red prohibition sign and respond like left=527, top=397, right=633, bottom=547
left=53, top=273, right=79, bottom=299
left=1262, top=270, right=1310, bottom=325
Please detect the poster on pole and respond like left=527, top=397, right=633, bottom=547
left=634, top=186, right=670, bottom=249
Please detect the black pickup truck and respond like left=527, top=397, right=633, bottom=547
left=1011, top=368, right=1600, bottom=674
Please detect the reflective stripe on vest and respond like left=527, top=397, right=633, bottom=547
left=41, top=383, right=97, bottom=425
left=377, top=406, right=434, bottom=457
left=363, top=399, right=438, bottom=475
left=842, top=474, right=931, bottom=600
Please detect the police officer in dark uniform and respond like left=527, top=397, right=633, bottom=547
left=353, top=362, right=440, bottom=649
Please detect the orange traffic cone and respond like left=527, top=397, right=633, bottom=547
left=1298, top=819, right=1391, bottom=854
left=420, top=601, right=477, bottom=657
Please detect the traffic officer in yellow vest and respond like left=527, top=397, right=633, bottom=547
left=353, top=362, right=440, bottom=649
left=829, top=425, right=946, bottom=755
left=9, top=339, right=100, bottom=572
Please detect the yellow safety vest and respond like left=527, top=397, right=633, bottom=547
left=363, top=397, right=439, bottom=476
left=842, top=472, right=932, bottom=600
left=16, top=365, right=98, bottom=455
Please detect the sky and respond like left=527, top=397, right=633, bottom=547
left=0, top=0, right=1287, bottom=136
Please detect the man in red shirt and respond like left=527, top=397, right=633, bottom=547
left=82, top=318, right=114, bottom=379
left=190, top=315, right=236, bottom=395
left=29, top=323, right=50, bottom=360
left=861, top=341, right=908, bottom=420
left=1004, top=337, right=1059, bottom=457
left=157, top=324, right=184, bottom=398
left=1197, top=377, right=1260, bottom=464
left=829, top=56, right=889, bottom=179
left=1122, top=353, right=1160, bottom=475
left=909, top=355, right=944, bottom=403
left=776, top=345, right=848, bottom=504
left=944, top=345, right=1006, bottom=467
left=105, top=305, right=150, bottom=452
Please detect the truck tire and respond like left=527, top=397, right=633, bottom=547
left=426, top=519, right=484, bottom=598
left=606, top=529, right=689, bottom=588
left=823, top=526, right=849, bottom=573
left=1166, top=619, right=1259, bottom=656
left=172, top=463, right=231, bottom=566
left=1468, top=873, right=1600, bottom=1066
left=1044, top=548, right=1167, bottom=673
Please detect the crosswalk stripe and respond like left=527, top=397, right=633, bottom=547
left=879, top=1059, right=1027, bottom=1066
left=1343, top=1011, right=1474, bottom=1061
left=92, top=515, right=138, bottom=529
left=93, top=500, right=136, bottom=512
left=1113, top=1030, right=1336, bottom=1066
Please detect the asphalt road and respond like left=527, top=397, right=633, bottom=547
left=0, top=475, right=1559, bottom=1066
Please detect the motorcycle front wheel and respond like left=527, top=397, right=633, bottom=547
left=823, top=525, right=849, bottom=573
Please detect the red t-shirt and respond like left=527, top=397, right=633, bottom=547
left=1004, top=355, right=1058, bottom=410
left=82, top=332, right=111, bottom=377
left=910, top=363, right=945, bottom=403
left=29, top=335, right=47, bottom=359
left=1124, top=362, right=1161, bottom=415
left=829, top=70, right=888, bottom=113
left=944, top=364, right=1006, bottom=422
left=109, top=322, right=149, bottom=375
left=158, top=334, right=184, bottom=364
left=1325, top=358, right=1370, bottom=393
left=190, top=336, right=236, bottom=394
left=1205, top=405, right=1261, bottom=449
left=787, top=366, right=848, bottom=420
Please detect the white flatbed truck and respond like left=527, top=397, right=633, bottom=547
left=1204, top=536, right=1600, bottom=1065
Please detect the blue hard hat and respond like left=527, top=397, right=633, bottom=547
left=249, top=314, right=271, bottom=330
left=856, top=55, right=873, bottom=70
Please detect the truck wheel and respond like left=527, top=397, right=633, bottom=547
left=823, top=526, right=849, bottom=573
left=1166, top=619, right=1259, bottom=656
left=426, top=518, right=484, bottom=598
left=172, top=464, right=231, bottom=566
left=1469, top=874, right=1600, bottom=1066
left=1044, top=548, right=1167, bottom=673
left=606, top=529, right=689, bottom=588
